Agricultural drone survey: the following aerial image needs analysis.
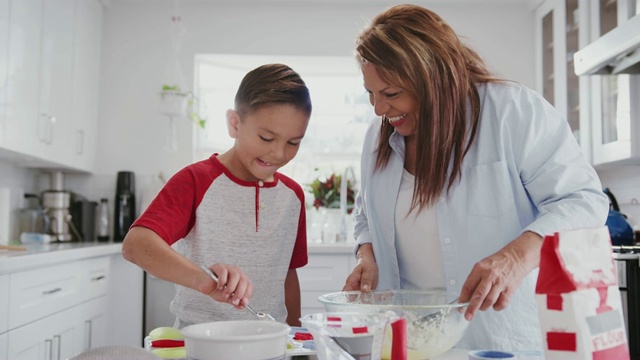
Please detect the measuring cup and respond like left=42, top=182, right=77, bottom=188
left=301, top=312, right=406, bottom=360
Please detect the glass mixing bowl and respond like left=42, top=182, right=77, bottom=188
left=318, top=289, right=470, bottom=360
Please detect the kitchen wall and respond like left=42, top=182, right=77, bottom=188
left=1, top=0, right=547, bottom=240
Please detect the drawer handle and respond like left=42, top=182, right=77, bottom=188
left=91, top=275, right=105, bottom=282
left=54, top=335, right=61, bottom=360
left=42, top=287, right=62, bottom=295
left=45, top=339, right=53, bottom=360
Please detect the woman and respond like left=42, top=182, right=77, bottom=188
left=343, top=4, right=608, bottom=351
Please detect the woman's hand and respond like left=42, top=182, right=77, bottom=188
left=343, top=243, right=379, bottom=292
left=459, top=231, right=543, bottom=321
left=199, top=263, right=254, bottom=310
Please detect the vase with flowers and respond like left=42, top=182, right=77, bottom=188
left=307, top=172, right=356, bottom=243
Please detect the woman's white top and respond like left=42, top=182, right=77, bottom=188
left=395, top=169, right=445, bottom=290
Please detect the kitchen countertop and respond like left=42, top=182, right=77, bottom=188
left=0, top=241, right=123, bottom=274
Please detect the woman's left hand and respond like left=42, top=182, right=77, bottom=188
left=458, top=231, right=543, bottom=321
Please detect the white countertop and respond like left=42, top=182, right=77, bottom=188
left=0, top=241, right=123, bottom=274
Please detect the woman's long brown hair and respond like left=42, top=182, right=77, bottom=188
left=355, top=4, right=500, bottom=212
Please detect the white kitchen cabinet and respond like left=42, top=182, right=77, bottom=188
left=5, top=0, right=74, bottom=166
left=298, top=246, right=356, bottom=317
left=0, top=0, right=8, bottom=148
left=7, top=305, right=78, bottom=360
left=0, top=275, right=7, bottom=336
left=0, top=255, right=114, bottom=360
left=3, top=0, right=101, bottom=173
left=5, top=0, right=43, bottom=157
left=76, top=297, right=108, bottom=352
left=69, top=0, right=103, bottom=172
left=0, top=333, right=6, bottom=360
left=587, top=0, right=640, bottom=166
left=534, top=0, right=592, bottom=161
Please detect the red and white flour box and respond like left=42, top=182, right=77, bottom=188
left=535, top=226, right=629, bottom=360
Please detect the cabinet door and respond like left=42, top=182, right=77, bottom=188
left=37, top=0, right=75, bottom=164
left=0, top=0, right=8, bottom=148
left=70, top=0, right=102, bottom=172
left=535, top=0, right=592, bottom=161
left=7, top=306, right=78, bottom=360
left=298, top=253, right=352, bottom=316
left=77, top=297, right=108, bottom=352
left=5, top=0, right=43, bottom=156
left=589, top=0, right=640, bottom=165
left=0, top=332, right=7, bottom=360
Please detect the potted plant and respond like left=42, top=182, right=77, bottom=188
left=159, top=84, right=206, bottom=129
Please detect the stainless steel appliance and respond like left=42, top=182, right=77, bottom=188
left=613, top=245, right=640, bottom=358
left=41, top=171, right=78, bottom=242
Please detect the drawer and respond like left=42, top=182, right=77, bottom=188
left=0, top=275, right=8, bottom=334
left=80, top=256, right=110, bottom=301
left=298, top=254, right=350, bottom=291
left=8, top=262, right=82, bottom=329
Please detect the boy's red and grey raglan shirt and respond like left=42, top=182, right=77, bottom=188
left=132, top=154, right=308, bottom=326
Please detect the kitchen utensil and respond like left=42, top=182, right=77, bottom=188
left=301, top=312, right=404, bottom=360
left=19, top=193, right=49, bottom=235
left=0, top=244, right=27, bottom=251
left=181, top=320, right=290, bottom=360
left=199, top=264, right=276, bottom=321
left=318, top=289, right=470, bottom=360
left=412, top=297, right=460, bottom=328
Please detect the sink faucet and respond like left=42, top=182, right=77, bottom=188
left=339, top=166, right=356, bottom=242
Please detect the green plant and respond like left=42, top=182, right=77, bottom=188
left=307, top=173, right=355, bottom=213
left=160, top=84, right=207, bottom=129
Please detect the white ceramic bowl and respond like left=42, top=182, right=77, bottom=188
left=181, top=320, right=290, bottom=360
left=318, top=290, right=470, bottom=360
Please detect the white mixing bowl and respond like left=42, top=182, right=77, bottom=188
left=181, top=320, right=290, bottom=360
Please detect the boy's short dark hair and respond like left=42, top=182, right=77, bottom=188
left=234, top=63, right=312, bottom=119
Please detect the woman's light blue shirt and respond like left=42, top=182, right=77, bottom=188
left=353, top=81, right=609, bottom=351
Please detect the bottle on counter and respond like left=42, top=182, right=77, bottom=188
left=96, top=198, right=110, bottom=242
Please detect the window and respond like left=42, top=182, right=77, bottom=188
left=194, top=54, right=373, bottom=191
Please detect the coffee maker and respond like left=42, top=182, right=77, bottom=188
left=113, top=171, right=136, bottom=242
left=42, top=171, right=80, bottom=242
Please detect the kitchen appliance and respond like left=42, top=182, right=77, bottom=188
left=70, top=199, right=97, bottom=242
left=574, top=12, right=640, bottom=75
left=604, top=188, right=635, bottom=245
left=613, top=245, right=640, bottom=358
left=114, top=171, right=136, bottom=242
left=42, top=171, right=80, bottom=242
left=19, top=193, right=49, bottom=235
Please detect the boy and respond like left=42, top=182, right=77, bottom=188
left=122, top=64, right=312, bottom=327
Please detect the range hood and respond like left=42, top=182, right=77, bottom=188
left=574, top=13, right=640, bottom=75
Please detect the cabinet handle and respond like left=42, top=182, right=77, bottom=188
left=42, top=287, right=62, bottom=295
left=85, top=320, right=93, bottom=350
left=45, top=339, right=53, bottom=360
left=53, top=335, right=61, bottom=360
left=48, top=116, right=56, bottom=145
left=91, top=275, right=105, bottom=282
left=76, top=129, right=85, bottom=155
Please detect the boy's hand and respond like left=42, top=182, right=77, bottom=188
left=199, top=264, right=254, bottom=310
